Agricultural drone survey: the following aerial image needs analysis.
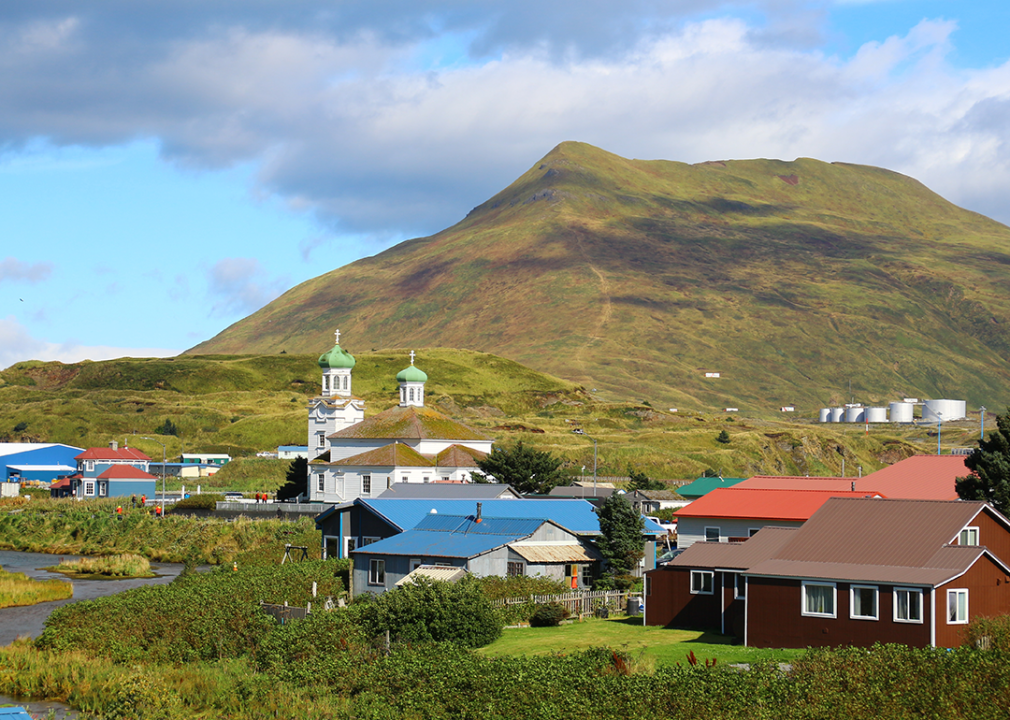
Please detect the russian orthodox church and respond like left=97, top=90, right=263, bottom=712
left=307, top=333, right=494, bottom=504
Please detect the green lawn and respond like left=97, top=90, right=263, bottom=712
left=479, top=617, right=806, bottom=667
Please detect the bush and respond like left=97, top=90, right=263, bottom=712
left=170, top=494, right=224, bottom=511
left=716, top=430, right=731, bottom=444
left=360, top=577, right=502, bottom=648
left=529, top=603, right=569, bottom=627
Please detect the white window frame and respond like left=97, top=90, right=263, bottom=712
left=86, top=460, right=94, bottom=472
left=690, top=570, right=715, bottom=595
left=748, top=528, right=761, bottom=537
left=315, top=431, right=326, bottom=448
left=316, top=473, right=325, bottom=493
left=959, top=527, right=979, bottom=546
left=345, top=537, right=358, bottom=556
left=893, top=587, right=923, bottom=624
left=368, top=559, right=385, bottom=586
left=410, top=558, right=424, bottom=572
left=704, top=526, right=721, bottom=543
left=802, top=581, right=836, bottom=618
left=735, top=573, right=746, bottom=599
left=360, top=536, right=380, bottom=547
left=362, top=474, right=371, bottom=495
left=98, top=482, right=108, bottom=498
left=322, top=535, right=340, bottom=560
left=947, top=589, right=969, bottom=624
left=850, top=585, right=879, bottom=621
left=84, top=481, right=95, bottom=497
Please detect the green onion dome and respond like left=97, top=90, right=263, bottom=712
left=318, top=344, right=356, bottom=369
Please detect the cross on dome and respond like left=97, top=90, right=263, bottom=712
left=409, top=350, right=415, bottom=365
left=334, top=329, right=341, bottom=345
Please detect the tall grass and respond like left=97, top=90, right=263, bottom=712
left=0, top=568, right=72, bottom=608
left=52, top=554, right=152, bottom=578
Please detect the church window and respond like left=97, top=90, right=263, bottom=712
left=316, top=473, right=325, bottom=493
left=343, top=375, right=348, bottom=390
left=323, top=376, right=329, bottom=391
left=362, top=475, right=371, bottom=495
left=409, top=387, right=415, bottom=402
left=316, top=432, right=325, bottom=448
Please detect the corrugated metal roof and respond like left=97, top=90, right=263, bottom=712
left=352, top=527, right=523, bottom=558
left=675, top=477, right=746, bottom=498
left=855, top=455, right=966, bottom=500
left=415, top=513, right=545, bottom=536
left=772, top=497, right=986, bottom=567
left=435, top=444, right=487, bottom=466
left=358, top=498, right=603, bottom=535
left=328, top=405, right=491, bottom=441
left=510, top=543, right=602, bottom=563
left=666, top=527, right=799, bottom=570
left=97, top=465, right=157, bottom=480
left=378, top=483, right=520, bottom=499
left=675, top=488, right=880, bottom=521
left=736, top=476, right=856, bottom=491
left=396, top=565, right=469, bottom=585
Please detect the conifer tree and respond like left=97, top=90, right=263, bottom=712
left=956, top=409, right=1010, bottom=515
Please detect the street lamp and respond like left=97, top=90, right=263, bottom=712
left=936, top=412, right=943, bottom=456
left=572, top=429, right=597, bottom=496
left=141, top=437, right=167, bottom=515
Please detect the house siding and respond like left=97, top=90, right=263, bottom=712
left=745, top=576, right=933, bottom=649
left=934, top=554, right=1010, bottom=648
left=644, top=566, right=724, bottom=630
left=956, top=508, right=1010, bottom=561
left=677, top=518, right=802, bottom=548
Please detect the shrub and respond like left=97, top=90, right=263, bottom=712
left=360, top=576, right=502, bottom=648
left=716, top=430, right=731, bottom=444
left=171, top=494, right=224, bottom=511
left=155, top=418, right=179, bottom=436
left=529, top=603, right=569, bottom=627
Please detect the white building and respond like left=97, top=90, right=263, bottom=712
left=307, top=336, right=494, bottom=503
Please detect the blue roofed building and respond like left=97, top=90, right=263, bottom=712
left=0, top=442, right=83, bottom=484
left=350, top=508, right=603, bottom=596
left=316, top=497, right=667, bottom=576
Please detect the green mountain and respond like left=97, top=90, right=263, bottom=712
left=189, top=142, right=1010, bottom=414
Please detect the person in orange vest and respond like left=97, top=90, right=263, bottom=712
left=140, top=494, right=146, bottom=507
left=155, top=505, right=162, bottom=518
left=116, top=505, right=123, bottom=517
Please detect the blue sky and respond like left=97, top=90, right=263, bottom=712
left=3, top=1, right=1010, bottom=368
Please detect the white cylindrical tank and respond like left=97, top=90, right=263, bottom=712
left=819, top=408, right=831, bottom=423
left=865, top=407, right=888, bottom=423
left=830, top=407, right=845, bottom=422
left=922, top=399, right=967, bottom=422
left=889, top=402, right=914, bottom=423
left=845, top=406, right=865, bottom=423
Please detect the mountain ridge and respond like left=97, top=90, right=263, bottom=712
left=189, top=141, right=1010, bottom=413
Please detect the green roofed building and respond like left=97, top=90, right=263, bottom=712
left=308, top=330, right=366, bottom=462
left=675, top=476, right=747, bottom=500
left=307, top=341, right=493, bottom=504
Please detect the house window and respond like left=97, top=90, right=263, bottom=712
left=315, top=431, right=325, bottom=448
left=316, top=473, right=325, bottom=493
left=361, top=537, right=379, bottom=547
left=565, top=564, right=579, bottom=589
left=507, top=561, right=525, bottom=577
left=646, top=576, right=653, bottom=596
left=98, top=482, right=108, bottom=497
left=368, top=559, right=385, bottom=586
left=402, top=475, right=409, bottom=483
left=362, top=475, right=371, bottom=495
left=690, top=570, right=714, bottom=595
left=410, top=559, right=424, bottom=572
left=748, top=528, right=760, bottom=537
left=948, top=589, right=968, bottom=624
left=894, top=588, right=923, bottom=623
left=735, top=573, right=746, bottom=599
left=86, top=460, right=94, bottom=472
left=582, top=564, right=593, bottom=587
left=345, top=537, right=357, bottom=556
left=441, top=475, right=450, bottom=482
left=323, top=536, right=340, bottom=560
left=802, top=581, right=836, bottom=618
left=423, top=476, right=430, bottom=483
left=850, top=586, right=879, bottom=620
left=84, top=481, right=95, bottom=497
left=959, top=527, right=979, bottom=546
left=704, top=527, right=721, bottom=543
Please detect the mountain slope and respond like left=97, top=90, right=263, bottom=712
left=189, top=142, right=1010, bottom=413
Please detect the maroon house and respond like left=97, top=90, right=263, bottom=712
left=646, top=498, right=1010, bottom=649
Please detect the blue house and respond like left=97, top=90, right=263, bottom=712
left=351, top=511, right=602, bottom=596
left=317, top=497, right=666, bottom=573
left=0, top=443, right=83, bottom=483
left=63, top=442, right=156, bottom=499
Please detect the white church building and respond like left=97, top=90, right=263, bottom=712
left=307, top=333, right=494, bottom=504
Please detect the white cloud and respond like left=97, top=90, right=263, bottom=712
left=206, top=257, right=288, bottom=317
left=0, top=257, right=53, bottom=283
left=0, top=316, right=179, bottom=370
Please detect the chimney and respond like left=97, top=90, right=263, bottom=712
left=475, top=502, right=483, bottom=523
left=851, top=481, right=856, bottom=491
left=110, top=441, right=118, bottom=451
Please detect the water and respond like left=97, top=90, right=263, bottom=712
left=0, top=550, right=187, bottom=644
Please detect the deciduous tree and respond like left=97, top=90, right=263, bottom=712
left=276, top=457, right=308, bottom=502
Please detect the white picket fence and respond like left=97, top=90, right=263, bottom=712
left=491, top=589, right=633, bottom=616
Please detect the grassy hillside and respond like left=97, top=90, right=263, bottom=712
left=0, top=350, right=986, bottom=483
left=189, top=142, right=1010, bottom=414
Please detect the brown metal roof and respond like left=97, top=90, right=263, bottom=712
left=748, top=545, right=986, bottom=586
left=666, top=527, right=799, bottom=570
left=772, top=497, right=986, bottom=567
left=395, top=565, right=469, bottom=586
left=327, top=442, right=432, bottom=468
left=509, top=543, right=602, bottom=563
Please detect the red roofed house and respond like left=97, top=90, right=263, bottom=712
left=308, top=334, right=493, bottom=504
left=648, top=497, right=1010, bottom=649
left=853, top=455, right=965, bottom=500
left=674, top=488, right=882, bottom=548
left=70, top=442, right=154, bottom=499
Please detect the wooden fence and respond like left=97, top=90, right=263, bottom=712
left=491, top=589, right=634, bottom=616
